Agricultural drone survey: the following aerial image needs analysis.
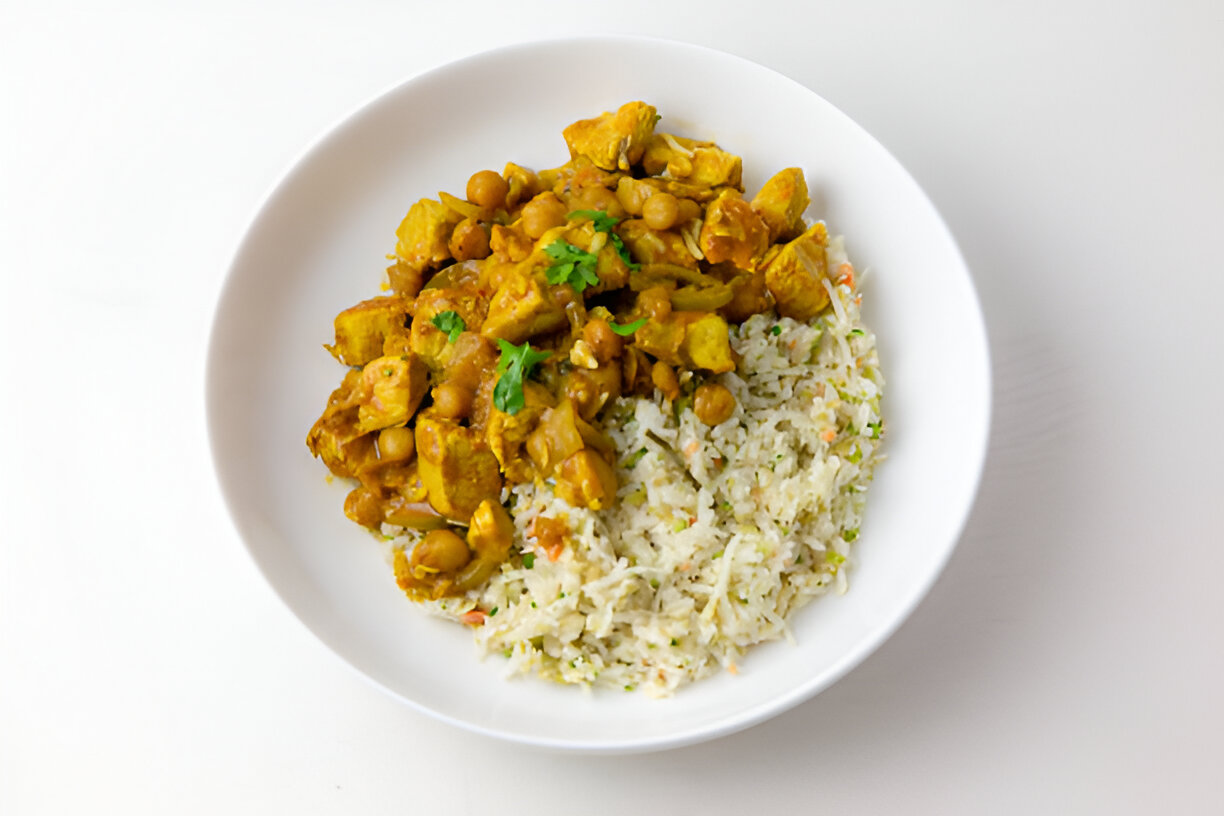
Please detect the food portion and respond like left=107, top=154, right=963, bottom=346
left=307, top=102, right=885, bottom=695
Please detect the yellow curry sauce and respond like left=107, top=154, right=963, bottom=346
left=307, top=102, right=834, bottom=603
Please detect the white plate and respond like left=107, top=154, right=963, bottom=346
left=206, top=36, right=990, bottom=753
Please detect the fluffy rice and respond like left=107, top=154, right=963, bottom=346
left=388, top=234, right=884, bottom=696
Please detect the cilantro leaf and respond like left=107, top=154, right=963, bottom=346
left=569, top=209, right=621, bottom=232
left=568, top=209, right=640, bottom=270
left=544, top=240, right=601, bottom=293
left=430, top=310, right=465, bottom=343
left=608, top=316, right=648, bottom=337
left=493, top=339, right=551, bottom=415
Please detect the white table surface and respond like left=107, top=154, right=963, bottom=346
left=3, top=1, right=1222, bottom=812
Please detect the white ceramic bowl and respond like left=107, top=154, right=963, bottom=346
left=206, top=36, right=990, bottom=753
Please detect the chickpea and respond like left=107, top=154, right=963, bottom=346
left=642, top=192, right=680, bottom=231
left=651, top=361, right=680, bottom=401
left=412, top=528, right=471, bottom=573
left=466, top=170, right=509, bottom=209
left=694, top=382, right=736, bottom=426
left=582, top=319, right=623, bottom=364
left=378, top=426, right=415, bottom=463
left=344, top=486, right=384, bottom=530
left=432, top=383, right=474, bottom=419
left=448, top=218, right=490, bottom=261
left=676, top=198, right=702, bottom=224
left=615, top=177, right=654, bottom=216
left=520, top=193, right=567, bottom=239
left=571, top=185, right=625, bottom=218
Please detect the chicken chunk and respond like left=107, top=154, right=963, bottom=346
left=641, top=134, right=743, bottom=190
left=452, top=499, right=516, bottom=591
left=355, top=354, right=430, bottom=433
left=481, top=268, right=571, bottom=343
left=408, top=284, right=490, bottom=371
left=751, top=167, right=810, bottom=243
left=306, top=369, right=377, bottom=478
left=562, top=101, right=658, bottom=172
left=618, top=219, right=699, bottom=269
left=486, top=383, right=552, bottom=484
left=554, top=449, right=619, bottom=510
left=761, top=222, right=832, bottom=320
left=634, top=311, right=735, bottom=374
left=414, top=416, right=503, bottom=522
left=699, top=190, right=770, bottom=270
left=392, top=199, right=463, bottom=294
left=325, top=296, right=410, bottom=367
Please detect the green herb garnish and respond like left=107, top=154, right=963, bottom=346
left=849, top=328, right=865, bottom=336
left=569, top=209, right=639, bottom=270
left=609, top=316, right=648, bottom=336
left=544, top=239, right=601, bottom=292
left=489, top=606, right=499, bottom=616
left=522, top=553, right=535, bottom=569
left=867, top=420, right=882, bottom=438
left=843, top=528, right=859, bottom=543
left=622, top=446, right=649, bottom=468
left=430, top=310, right=465, bottom=343
left=770, top=325, right=782, bottom=336
left=493, top=339, right=551, bottom=415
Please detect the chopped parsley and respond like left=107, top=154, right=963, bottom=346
left=608, top=316, right=648, bottom=336
left=569, top=209, right=639, bottom=270
left=489, top=606, right=499, bottom=616
left=430, top=310, right=465, bottom=343
left=770, top=325, right=782, bottom=336
left=493, top=339, right=551, bottom=415
left=670, top=638, right=678, bottom=646
left=522, top=553, right=535, bottom=569
left=544, top=239, right=600, bottom=292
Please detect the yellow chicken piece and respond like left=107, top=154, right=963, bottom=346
left=641, top=133, right=743, bottom=190
left=751, top=167, right=810, bottom=243
left=761, top=222, right=831, bottom=320
left=562, top=101, right=658, bottom=172
left=325, top=296, right=410, bottom=367
left=698, top=190, right=770, bottom=270
left=451, top=499, right=517, bottom=591
left=481, top=269, right=570, bottom=343
left=486, top=383, right=553, bottom=484
left=634, top=311, right=735, bottom=374
left=408, top=284, right=489, bottom=371
left=306, top=369, right=377, bottom=478
left=414, top=416, right=503, bottom=523
left=392, top=199, right=463, bottom=294
left=355, top=354, right=430, bottom=433
left=618, top=219, right=699, bottom=269
left=554, top=449, right=619, bottom=510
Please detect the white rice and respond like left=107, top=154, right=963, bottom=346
left=390, top=235, right=885, bottom=696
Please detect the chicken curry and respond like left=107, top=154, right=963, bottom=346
left=307, top=101, right=835, bottom=601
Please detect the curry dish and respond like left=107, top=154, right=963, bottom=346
left=308, top=101, right=844, bottom=606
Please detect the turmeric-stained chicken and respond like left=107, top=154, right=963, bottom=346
left=307, top=102, right=840, bottom=600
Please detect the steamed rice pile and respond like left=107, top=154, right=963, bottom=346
left=391, top=235, right=884, bottom=696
